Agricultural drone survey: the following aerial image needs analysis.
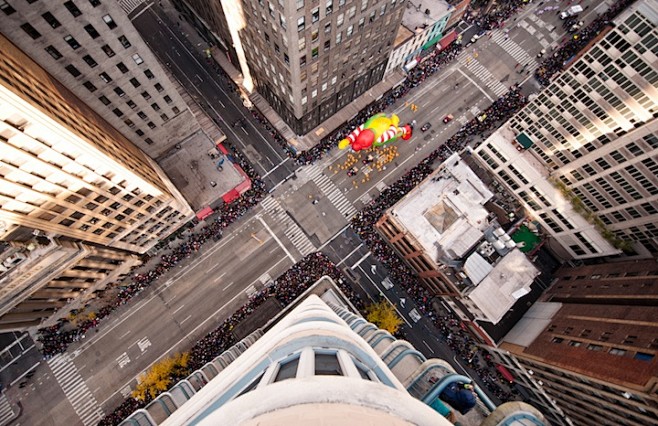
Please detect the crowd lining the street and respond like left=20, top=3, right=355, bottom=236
left=98, top=253, right=362, bottom=425
left=35, top=0, right=629, bottom=421
left=37, top=143, right=268, bottom=358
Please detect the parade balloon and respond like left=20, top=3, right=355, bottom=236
left=338, top=113, right=413, bottom=152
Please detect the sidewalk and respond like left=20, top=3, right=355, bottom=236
left=213, top=49, right=408, bottom=152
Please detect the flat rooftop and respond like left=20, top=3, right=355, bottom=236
left=389, top=153, right=493, bottom=262
left=466, top=249, right=539, bottom=324
left=402, top=0, right=451, bottom=32
left=157, top=131, right=246, bottom=211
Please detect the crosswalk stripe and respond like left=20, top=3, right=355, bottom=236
left=47, top=354, right=103, bottom=426
left=458, top=56, right=508, bottom=97
left=0, top=393, right=16, bottom=425
left=490, top=31, right=537, bottom=70
left=260, top=196, right=315, bottom=257
left=308, top=165, right=357, bottom=217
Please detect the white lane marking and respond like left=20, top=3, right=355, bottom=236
left=258, top=215, right=296, bottom=262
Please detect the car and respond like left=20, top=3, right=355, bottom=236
left=470, top=33, right=482, bottom=44
left=420, top=122, right=432, bottom=132
left=442, top=114, right=454, bottom=124
left=409, top=308, right=422, bottom=323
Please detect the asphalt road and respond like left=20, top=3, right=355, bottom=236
left=6, top=0, right=603, bottom=424
left=133, top=4, right=296, bottom=189
left=12, top=210, right=298, bottom=425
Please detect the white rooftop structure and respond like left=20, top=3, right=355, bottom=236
left=465, top=250, right=540, bottom=324
left=390, top=153, right=494, bottom=262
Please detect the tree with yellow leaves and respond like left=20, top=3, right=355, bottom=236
left=366, top=299, right=403, bottom=334
left=132, top=352, right=190, bottom=402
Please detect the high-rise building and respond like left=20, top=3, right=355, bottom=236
left=0, top=32, right=194, bottom=254
left=486, top=259, right=658, bottom=426
left=0, top=0, right=202, bottom=158
left=472, top=0, right=658, bottom=259
left=0, top=32, right=194, bottom=329
left=0, top=239, right=140, bottom=330
left=122, top=277, right=546, bottom=425
left=173, top=0, right=407, bottom=135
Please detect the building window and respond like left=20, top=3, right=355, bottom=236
left=98, top=95, right=111, bottom=105
left=136, top=129, right=144, bottom=136
left=21, top=23, right=42, bottom=40
left=113, top=108, right=123, bottom=117
left=126, top=100, right=136, bottom=109
left=274, top=356, right=299, bottom=382
left=300, top=55, right=306, bottom=66
left=137, top=111, right=147, bottom=120
left=609, top=348, right=626, bottom=356
left=315, top=353, right=342, bottom=376
left=101, top=44, right=115, bottom=57
left=147, top=121, right=155, bottom=129
left=132, top=53, right=144, bottom=65
left=144, top=69, right=154, bottom=79
left=312, top=7, right=320, bottom=23
left=129, top=77, right=141, bottom=88
left=141, top=91, right=151, bottom=100
left=45, top=45, right=63, bottom=60
left=145, top=138, right=153, bottom=145
left=89, top=0, right=101, bottom=6
left=82, top=54, right=98, bottom=68
left=296, top=0, right=304, bottom=10
left=124, top=119, right=135, bottom=128
left=297, top=16, right=305, bottom=32
left=160, top=113, right=169, bottom=121
left=151, top=103, right=160, bottom=111
left=84, top=24, right=100, bottom=39
left=154, top=83, right=164, bottom=92
left=118, top=35, right=131, bottom=48
left=634, top=352, right=654, bottom=362
left=551, top=337, right=564, bottom=344
left=1, top=1, right=16, bottom=15
left=64, top=1, right=82, bottom=17
left=586, top=344, right=603, bottom=351
left=65, top=64, right=81, bottom=77
left=312, top=47, right=318, bottom=58
left=83, top=81, right=97, bottom=92
left=99, top=72, right=112, bottom=83
left=163, top=95, right=172, bottom=104
left=326, top=0, right=333, bottom=14
left=42, top=12, right=61, bottom=28
left=116, top=62, right=129, bottom=73
left=102, top=14, right=117, bottom=29
left=114, top=87, right=125, bottom=97
left=172, top=106, right=180, bottom=114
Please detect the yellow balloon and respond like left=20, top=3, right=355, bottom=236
left=338, top=139, right=350, bottom=150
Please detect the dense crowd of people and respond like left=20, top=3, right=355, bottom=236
left=39, top=0, right=611, bottom=420
left=535, top=0, right=636, bottom=85
left=98, top=253, right=362, bottom=425
left=37, top=144, right=268, bottom=358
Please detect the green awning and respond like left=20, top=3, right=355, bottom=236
left=516, top=132, right=534, bottom=149
left=422, top=33, right=443, bottom=50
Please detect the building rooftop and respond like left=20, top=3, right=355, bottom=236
left=402, top=0, right=451, bottom=32
left=389, top=153, right=493, bottom=262
left=465, top=249, right=539, bottom=324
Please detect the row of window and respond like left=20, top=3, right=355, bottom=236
left=45, top=33, right=132, bottom=60
left=2, top=0, right=101, bottom=17
left=550, top=337, right=655, bottom=361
